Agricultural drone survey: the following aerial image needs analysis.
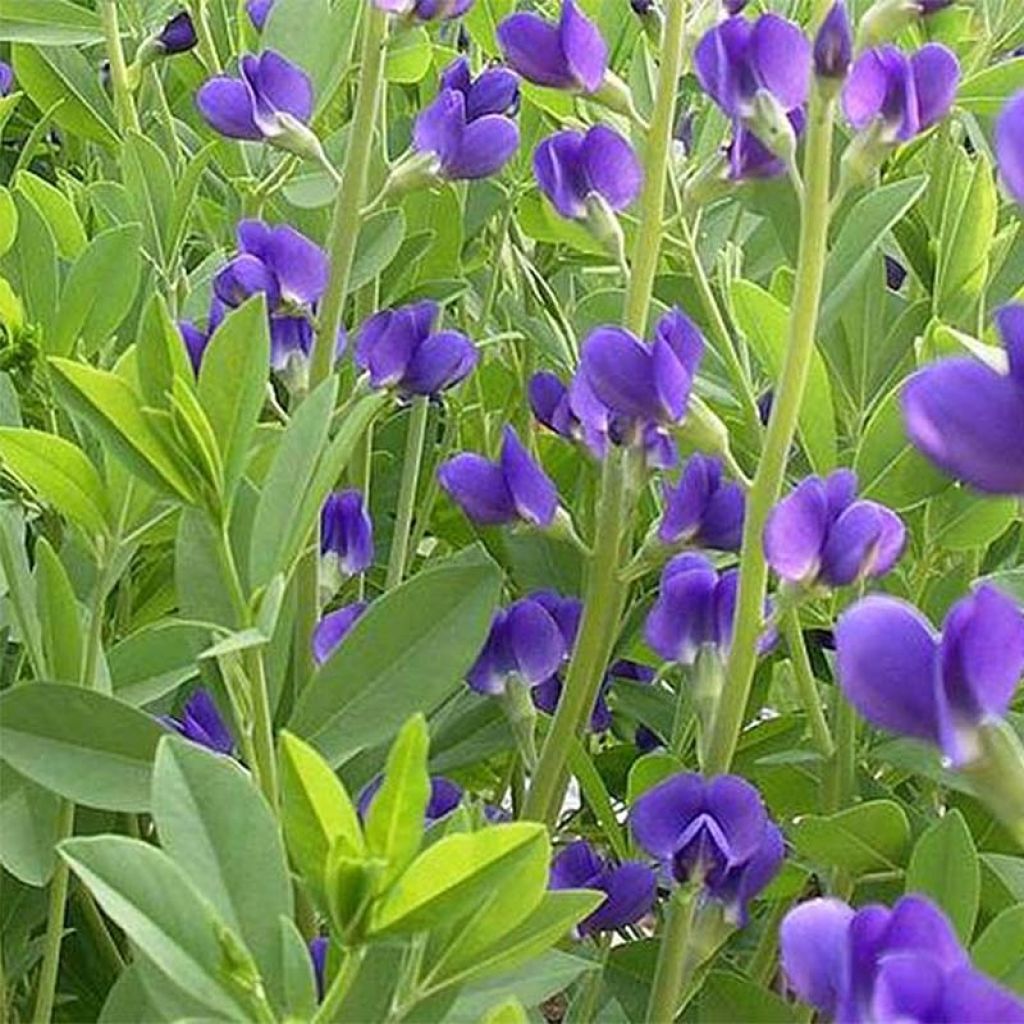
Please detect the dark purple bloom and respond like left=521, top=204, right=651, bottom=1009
left=836, top=585, right=1024, bottom=766
left=529, top=371, right=579, bottom=441
left=320, top=490, right=374, bottom=577
left=413, top=58, right=519, bottom=181
left=160, top=688, right=234, bottom=755
left=843, top=44, right=959, bottom=142
left=467, top=597, right=567, bottom=696
left=530, top=590, right=583, bottom=649
left=534, top=658, right=653, bottom=733
left=764, top=469, right=905, bottom=589
left=247, top=0, right=274, bottom=29
left=631, top=772, right=782, bottom=924
left=309, top=937, right=327, bottom=1001
left=723, top=0, right=748, bottom=11
left=885, top=253, right=907, bottom=291
left=635, top=724, right=664, bottom=752
left=178, top=320, right=210, bottom=374
left=726, top=110, right=806, bottom=180
left=438, top=426, right=559, bottom=528
left=196, top=50, right=314, bottom=149
left=156, top=12, right=197, bottom=55
left=659, top=454, right=745, bottom=551
left=355, top=299, right=477, bottom=395
left=813, top=3, right=852, bottom=80
left=996, top=91, right=1024, bottom=208
left=902, top=303, right=1024, bottom=494
left=357, top=774, right=464, bottom=823
left=0, top=62, right=13, bottom=98
left=549, top=841, right=657, bottom=935
left=497, top=0, right=607, bottom=94
left=312, top=602, right=368, bottom=665
left=533, top=125, right=642, bottom=220
left=782, top=895, right=1024, bottom=1023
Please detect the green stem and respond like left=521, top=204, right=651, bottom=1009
left=246, top=646, right=280, bottom=811
left=189, top=0, right=222, bottom=73
left=100, top=0, right=141, bottom=135
left=312, top=946, right=366, bottom=1024
left=825, top=691, right=857, bottom=813
left=782, top=609, right=834, bottom=760
left=702, top=86, right=837, bottom=777
left=645, top=888, right=698, bottom=1024
left=32, top=801, right=75, bottom=1024
left=385, top=396, right=429, bottom=590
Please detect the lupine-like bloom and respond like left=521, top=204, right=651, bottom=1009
left=412, top=58, right=519, bottom=182
left=781, top=894, right=1024, bottom=1023
left=154, top=12, right=197, bottom=54
left=659, top=454, right=745, bottom=552
left=534, top=658, right=653, bottom=732
left=533, top=125, right=642, bottom=220
left=549, top=841, right=657, bottom=935
left=466, top=597, right=568, bottom=696
left=530, top=371, right=579, bottom=442
left=160, top=688, right=234, bottom=755
left=312, top=602, right=368, bottom=664
left=813, top=2, right=852, bottom=80
left=996, top=92, right=1024, bottom=206
left=763, top=469, right=905, bottom=589
left=247, top=0, right=274, bottom=29
left=0, top=62, right=13, bottom=97
left=631, top=773, right=784, bottom=925
left=196, top=50, right=315, bottom=153
left=439, top=426, right=559, bottom=528
left=726, top=112, right=805, bottom=180
left=356, top=299, right=477, bottom=395
left=497, top=0, right=607, bottom=94
left=357, top=774, right=464, bottom=823
left=902, top=303, right=1024, bottom=494
left=836, top=585, right=1024, bottom=766
left=321, top=491, right=374, bottom=577
left=843, top=44, right=959, bottom=142
left=376, top=0, right=472, bottom=20
left=309, top=937, right=327, bottom=1002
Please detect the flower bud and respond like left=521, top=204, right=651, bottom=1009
left=813, top=2, right=852, bottom=84
left=857, top=0, right=919, bottom=47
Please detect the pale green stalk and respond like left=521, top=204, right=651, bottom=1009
left=645, top=888, right=699, bottom=1024
left=100, top=0, right=141, bottom=135
left=385, top=396, right=430, bottom=590
left=702, top=85, right=837, bottom=776
left=782, top=608, right=834, bottom=759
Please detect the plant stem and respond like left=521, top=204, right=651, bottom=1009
left=522, top=0, right=687, bottom=826
left=32, top=801, right=75, bottom=1024
left=645, top=888, right=698, bottom=1024
left=782, top=608, right=834, bottom=760
left=824, top=690, right=856, bottom=813
left=702, top=86, right=836, bottom=776
left=386, top=396, right=430, bottom=590
left=312, top=946, right=366, bottom=1024
left=189, top=0, right=222, bottom=73
left=100, top=0, right=141, bottom=135
left=246, top=646, right=280, bottom=810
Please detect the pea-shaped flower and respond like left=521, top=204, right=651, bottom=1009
left=659, top=453, right=745, bottom=552
left=247, top=0, right=273, bottom=29
left=631, top=772, right=783, bottom=925
left=764, top=469, right=905, bottom=589
left=160, top=688, right=234, bottom=755
left=355, top=299, right=477, bottom=395
left=321, top=490, right=374, bottom=577
left=782, top=895, right=1024, bottom=1023
left=529, top=371, right=580, bottom=442
left=836, top=585, right=1024, bottom=766
left=902, top=303, right=1024, bottom=494
left=312, top=602, right=367, bottom=664
left=498, top=0, right=607, bottom=94
left=549, top=841, right=657, bottom=936
left=534, top=658, right=653, bottom=733
left=997, top=91, right=1024, bottom=206
left=439, top=426, right=559, bottom=528
left=153, top=12, right=198, bottom=55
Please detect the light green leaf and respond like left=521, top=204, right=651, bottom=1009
left=791, top=800, right=910, bottom=876
left=972, top=905, right=1024, bottom=994
left=0, top=761, right=62, bottom=886
left=4, top=189, right=58, bottom=340
left=385, top=26, right=433, bottom=83
left=959, top=58, right=1024, bottom=116
left=0, top=0, right=103, bottom=46
left=351, top=209, right=407, bottom=293
left=926, top=485, right=1016, bottom=552
left=35, top=537, right=83, bottom=684
left=14, top=169, right=86, bottom=258
left=136, top=292, right=195, bottom=410
left=123, top=132, right=174, bottom=269
left=0, top=187, right=17, bottom=256
left=108, top=622, right=205, bottom=706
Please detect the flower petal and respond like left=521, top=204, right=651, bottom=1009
left=579, top=326, right=657, bottom=420
left=438, top=454, right=516, bottom=525
left=580, top=125, right=642, bottom=211
left=842, top=48, right=890, bottom=131
left=500, top=426, right=558, bottom=526
left=505, top=599, right=567, bottom=685
left=254, top=49, right=313, bottom=123
left=750, top=13, right=810, bottom=111
left=550, top=840, right=603, bottom=889
left=465, top=66, right=519, bottom=119
left=630, top=772, right=707, bottom=861
left=644, top=560, right=718, bottom=663
left=996, top=92, right=1024, bottom=207
left=780, top=898, right=853, bottom=1015
left=704, top=774, right=767, bottom=866
left=559, top=0, right=607, bottom=93
left=414, top=89, right=464, bottom=167
left=448, top=114, right=519, bottom=179
left=763, top=476, right=829, bottom=582
left=584, top=862, right=657, bottom=933
left=263, top=224, right=328, bottom=305
left=312, top=602, right=367, bottom=664
left=911, top=43, right=959, bottom=131
left=402, top=330, right=478, bottom=394
left=497, top=13, right=574, bottom=89
left=534, top=131, right=588, bottom=219
left=196, top=77, right=261, bottom=139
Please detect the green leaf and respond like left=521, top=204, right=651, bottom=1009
left=3, top=189, right=58, bottom=340
left=0, top=0, right=103, bottom=45
left=697, top=971, right=798, bottom=1023
left=35, top=537, right=83, bottom=684
left=0, top=761, right=61, bottom=886
left=0, top=187, right=17, bottom=256
left=52, top=223, right=142, bottom=355
left=730, top=280, right=836, bottom=472
left=137, top=292, right=195, bottom=410
left=351, top=209, right=407, bottom=293
left=365, top=714, right=431, bottom=887
left=371, top=822, right=549, bottom=936
left=791, top=800, right=910, bottom=876
left=60, top=835, right=253, bottom=1020
left=972, top=905, right=1024, bottom=994
left=481, top=998, right=528, bottom=1024
left=49, top=358, right=195, bottom=501
left=289, top=547, right=502, bottom=765
left=198, top=296, right=270, bottom=501
left=152, top=737, right=293, bottom=1013
left=905, top=810, right=979, bottom=942
left=462, top=0, right=512, bottom=53
left=0, top=504, right=44, bottom=675
left=278, top=916, right=318, bottom=1020
left=0, top=428, right=111, bottom=536
left=108, top=622, right=206, bottom=706
left=959, top=58, right=1024, bottom=116
left=14, top=169, right=86, bottom=259
left=925, top=485, right=1016, bottom=552
left=0, top=683, right=165, bottom=811
left=279, top=731, right=365, bottom=903
left=123, top=132, right=174, bottom=270
left=385, top=26, right=433, bottom=83
left=627, top=751, right=683, bottom=805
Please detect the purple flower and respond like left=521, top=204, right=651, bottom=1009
left=534, top=658, right=653, bottom=733
left=723, top=0, right=748, bottom=11
left=497, top=0, right=607, bottom=94
left=764, top=469, right=905, bottom=589
left=309, top=937, right=327, bottom=1001
left=533, top=125, right=642, bottom=220
left=412, top=58, right=519, bottom=181
left=196, top=50, right=315, bottom=150
left=996, top=91, right=1024, bottom=206
left=467, top=597, right=568, bottom=696
left=0, top=62, right=14, bottom=98
left=529, top=371, right=580, bottom=441
left=247, top=0, right=274, bottom=29
left=312, top=602, right=368, bottom=665
left=160, top=688, right=234, bottom=755
left=843, top=43, right=959, bottom=142
left=438, top=426, right=559, bottom=528
left=549, top=841, right=657, bottom=935
left=178, top=320, right=210, bottom=374
left=902, top=303, right=1024, bottom=494
left=355, top=299, right=477, bottom=395
left=813, top=2, right=852, bottom=80
left=631, top=772, right=783, bottom=924
left=885, top=254, right=907, bottom=291
left=782, top=894, right=1024, bottom=1023
left=152, top=12, right=197, bottom=55
left=659, top=454, right=745, bottom=552
left=726, top=110, right=806, bottom=180
left=357, top=774, right=464, bottom=823
left=321, top=491, right=374, bottom=577
left=375, top=0, right=473, bottom=20
left=919, top=0, right=954, bottom=11
left=836, top=585, right=1024, bottom=766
